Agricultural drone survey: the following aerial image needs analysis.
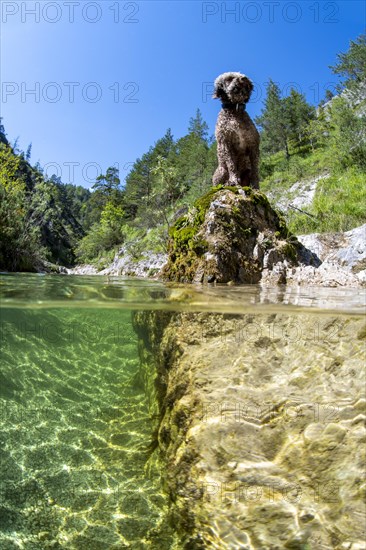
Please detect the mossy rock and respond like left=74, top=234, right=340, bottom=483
left=162, top=185, right=303, bottom=284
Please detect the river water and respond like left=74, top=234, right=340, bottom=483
left=0, top=274, right=364, bottom=549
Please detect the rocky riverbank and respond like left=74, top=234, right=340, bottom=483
left=65, top=187, right=366, bottom=288
left=65, top=249, right=167, bottom=278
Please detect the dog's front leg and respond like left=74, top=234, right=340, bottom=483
left=249, top=148, right=260, bottom=190
left=217, top=141, right=241, bottom=187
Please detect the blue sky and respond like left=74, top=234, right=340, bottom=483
left=1, top=0, right=365, bottom=188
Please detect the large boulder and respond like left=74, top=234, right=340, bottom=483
left=162, top=185, right=319, bottom=284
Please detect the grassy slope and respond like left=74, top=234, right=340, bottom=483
left=260, top=145, right=366, bottom=235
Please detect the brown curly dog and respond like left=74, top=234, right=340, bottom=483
left=213, top=72, right=260, bottom=189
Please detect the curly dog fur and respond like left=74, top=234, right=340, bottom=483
left=213, top=72, right=260, bottom=189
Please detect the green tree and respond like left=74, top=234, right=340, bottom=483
left=86, top=166, right=124, bottom=226
left=30, top=176, right=84, bottom=265
left=330, top=34, right=366, bottom=91
left=151, top=155, right=180, bottom=206
left=93, top=166, right=121, bottom=200
left=255, top=80, right=291, bottom=158
left=124, top=129, right=177, bottom=217
left=285, top=88, right=315, bottom=147
left=152, top=128, right=176, bottom=157
left=175, top=109, right=211, bottom=198
left=100, top=202, right=125, bottom=231
left=75, top=201, right=125, bottom=263
left=188, top=109, right=209, bottom=140
left=328, top=96, right=366, bottom=170
left=0, top=118, right=8, bottom=145
left=124, top=151, right=154, bottom=214
left=305, top=106, right=330, bottom=151
left=256, top=81, right=315, bottom=157
left=0, top=143, right=44, bottom=270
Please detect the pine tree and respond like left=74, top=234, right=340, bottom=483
left=124, top=151, right=154, bottom=215
left=255, top=80, right=291, bottom=158
left=0, top=118, right=8, bottom=145
left=188, top=109, right=209, bottom=140
left=151, top=128, right=176, bottom=159
left=93, top=166, right=121, bottom=198
left=175, top=109, right=210, bottom=197
left=124, top=129, right=177, bottom=218
left=330, top=34, right=366, bottom=91
left=285, top=88, right=315, bottom=147
left=256, top=82, right=315, bottom=156
left=25, top=143, right=32, bottom=162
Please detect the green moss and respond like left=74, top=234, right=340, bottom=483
left=194, top=184, right=225, bottom=224
left=172, top=215, right=190, bottom=232
left=163, top=185, right=224, bottom=282
left=171, top=226, right=197, bottom=251
left=163, top=247, right=202, bottom=282
left=171, top=186, right=251, bottom=251
left=168, top=186, right=233, bottom=260
left=231, top=206, right=242, bottom=218
left=223, top=185, right=240, bottom=194
left=243, top=187, right=271, bottom=208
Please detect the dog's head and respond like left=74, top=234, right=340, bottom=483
left=213, top=72, right=253, bottom=104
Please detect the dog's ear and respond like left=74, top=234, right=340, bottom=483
left=243, top=76, right=254, bottom=97
left=213, top=78, right=226, bottom=100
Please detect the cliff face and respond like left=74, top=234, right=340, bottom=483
left=134, top=309, right=365, bottom=549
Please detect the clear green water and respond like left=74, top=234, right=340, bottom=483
left=0, top=276, right=178, bottom=549
left=0, top=274, right=364, bottom=549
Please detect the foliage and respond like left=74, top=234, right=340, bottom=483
left=0, top=118, right=9, bottom=145
left=0, top=144, right=45, bottom=270
left=284, top=88, right=316, bottom=147
left=258, top=33, right=366, bottom=235
left=327, top=96, right=366, bottom=170
left=255, top=80, right=290, bottom=157
left=330, top=34, right=366, bottom=91
left=75, top=169, right=125, bottom=262
left=255, top=80, right=315, bottom=158
left=0, top=139, right=89, bottom=270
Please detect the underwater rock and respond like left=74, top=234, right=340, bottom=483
left=134, top=309, right=366, bottom=549
left=161, top=185, right=320, bottom=284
